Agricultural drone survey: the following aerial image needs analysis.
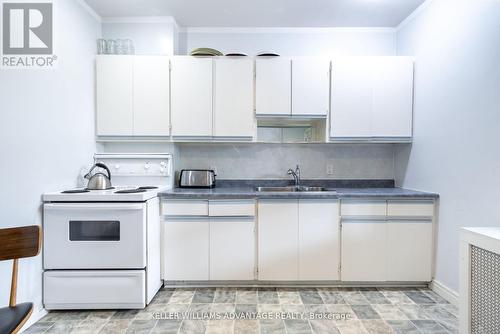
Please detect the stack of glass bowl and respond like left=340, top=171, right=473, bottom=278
left=97, top=39, right=135, bottom=55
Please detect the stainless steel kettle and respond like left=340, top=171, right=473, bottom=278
left=84, top=163, right=112, bottom=190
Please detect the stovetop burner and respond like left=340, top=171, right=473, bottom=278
left=61, top=189, right=90, bottom=194
left=114, top=188, right=147, bottom=194
left=137, top=186, right=159, bottom=190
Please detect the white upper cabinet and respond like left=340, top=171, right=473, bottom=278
left=96, top=55, right=169, bottom=137
left=255, top=58, right=292, bottom=116
left=214, top=58, right=255, bottom=138
left=133, top=56, right=170, bottom=136
left=371, top=57, right=414, bottom=138
left=292, top=58, right=330, bottom=117
left=96, top=55, right=413, bottom=142
left=330, top=58, right=372, bottom=138
left=171, top=57, right=213, bottom=137
left=330, top=57, right=414, bottom=140
left=96, top=56, right=134, bottom=136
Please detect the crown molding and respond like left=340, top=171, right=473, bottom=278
left=397, top=0, right=435, bottom=31
left=76, top=0, right=102, bottom=23
left=181, top=27, right=396, bottom=34
left=101, top=16, right=179, bottom=29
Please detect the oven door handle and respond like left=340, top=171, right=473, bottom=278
left=44, top=203, right=144, bottom=211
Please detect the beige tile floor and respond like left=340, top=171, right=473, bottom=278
left=25, top=287, right=458, bottom=334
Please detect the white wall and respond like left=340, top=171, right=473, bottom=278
left=179, top=28, right=396, bottom=56
left=101, top=18, right=178, bottom=55
left=395, top=0, right=500, bottom=293
left=0, top=0, right=100, bottom=324
left=100, top=24, right=397, bottom=56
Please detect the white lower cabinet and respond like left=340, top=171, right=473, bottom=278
left=162, top=200, right=255, bottom=281
left=163, top=219, right=209, bottom=280
left=386, top=221, right=433, bottom=282
left=258, top=199, right=340, bottom=281
left=340, top=200, right=434, bottom=282
left=341, top=220, right=387, bottom=281
left=161, top=199, right=433, bottom=283
left=258, top=200, right=298, bottom=280
left=298, top=199, right=339, bottom=280
left=210, top=219, right=255, bottom=280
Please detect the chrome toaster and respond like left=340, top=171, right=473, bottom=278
left=178, top=169, right=216, bottom=188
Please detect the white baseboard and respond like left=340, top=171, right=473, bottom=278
left=20, top=307, right=48, bottom=333
left=430, top=279, right=459, bottom=306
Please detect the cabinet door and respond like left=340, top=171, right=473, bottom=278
left=255, top=58, right=291, bottom=116
left=146, top=198, right=161, bottom=303
left=96, top=56, right=133, bottom=136
left=163, top=219, right=209, bottom=280
left=387, top=221, right=432, bottom=281
left=133, top=56, right=170, bottom=136
left=258, top=200, right=298, bottom=280
left=341, top=220, right=387, bottom=281
left=214, top=58, right=255, bottom=138
left=298, top=199, right=340, bottom=280
left=330, top=58, right=372, bottom=138
left=292, top=58, right=330, bottom=116
left=371, top=57, right=414, bottom=138
left=171, top=57, right=213, bottom=137
left=210, top=218, right=255, bottom=280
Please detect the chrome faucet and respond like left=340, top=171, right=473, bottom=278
left=287, top=165, right=301, bottom=187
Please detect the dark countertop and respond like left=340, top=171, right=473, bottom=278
left=158, top=180, right=439, bottom=200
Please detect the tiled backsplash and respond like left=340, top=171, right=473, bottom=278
left=176, top=143, right=395, bottom=180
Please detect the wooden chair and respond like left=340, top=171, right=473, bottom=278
left=0, top=226, right=41, bottom=334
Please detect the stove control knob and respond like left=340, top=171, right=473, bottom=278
left=144, top=163, right=151, bottom=170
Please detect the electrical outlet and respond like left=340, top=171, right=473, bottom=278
left=210, top=165, right=218, bottom=175
left=326, top=164, right=335, bottom=175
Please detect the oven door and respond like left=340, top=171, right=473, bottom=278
left=44, top=203, right=146, bottom=269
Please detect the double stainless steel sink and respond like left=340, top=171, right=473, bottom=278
left=255, top=186, right=327, bottom=192
left=256, top=166, right=334, bottom=193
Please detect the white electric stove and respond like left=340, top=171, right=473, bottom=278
left=42, top=154, right=172, bottom=310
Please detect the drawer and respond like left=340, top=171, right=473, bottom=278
left=209, top=200, right=255, bottom=217
left=387, top=200, right=434, bottom=217
left=161, top=200, right=208, bottom=216
left=341, top=200, right=387, bottom=217
left=43, top=270, right=145, bottom=309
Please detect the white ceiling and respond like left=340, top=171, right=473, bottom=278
left=84, top=0, right=426, bottom=27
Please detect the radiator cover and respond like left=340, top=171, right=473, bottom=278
left=471, top=245, right=500, bottom=333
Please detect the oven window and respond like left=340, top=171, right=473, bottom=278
left=69, top=221, right=120, bottom=241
